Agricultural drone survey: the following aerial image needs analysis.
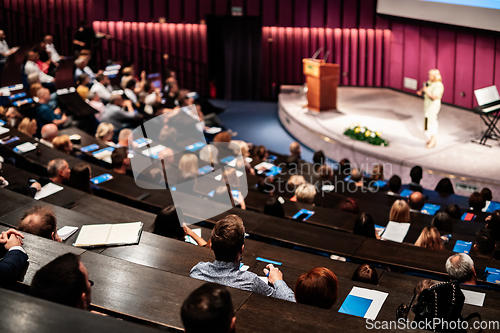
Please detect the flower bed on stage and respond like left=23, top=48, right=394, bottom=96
left=343, top=125, right=389, bottom=146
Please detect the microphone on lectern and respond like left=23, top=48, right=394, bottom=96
left=311, top=47, right=324, bottom=60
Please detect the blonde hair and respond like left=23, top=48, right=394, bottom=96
left=389, top=199, right=410, bottom=223
left=415, top=227, right=443, bottom=250
left=295, top=182, right=316, bottom=204
left=18, top=117, right=37, bottom=137
left=179, top=154, right=199, bottom=174
left=288, top=175, right=306, bottom=186
left=52, top=135, right=72, bottom=153
left=95, top=122, right=114, bottom=140
left=429, top=69, right=442, bottom=82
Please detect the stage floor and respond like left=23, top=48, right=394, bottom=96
left=278, top=87, right=500, bottom=192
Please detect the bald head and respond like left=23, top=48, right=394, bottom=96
left=18, top=206, right=60, bottom=242
left=290, top=142, right=301, bottom=155
left=445, top=253, right=476, bottom=284
left=158, top=148, right=174, bottom=165
left=118, top=129, right=132, bottom=147
left=37, top=88, right=51, bottom=104
left=409, top=191, right=425, bottom=210
left=41, top=124, right=59, bottom=142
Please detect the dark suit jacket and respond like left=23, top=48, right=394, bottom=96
left=0, top=249, right=28, bottom=283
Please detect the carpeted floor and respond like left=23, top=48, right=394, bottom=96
left=215, top=100, right=316, bottom=163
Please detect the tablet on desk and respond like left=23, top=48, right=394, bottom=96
left=198, top=165, right=214, bottom=175
left=90, top=173, right=113, bottom=185
left=185, top=142, right=205, bottom=152
left=461, top=212, right=476, bottom=221
left=265, top=166, right=281, bottom=177
left=292, top=209, right=315, bottom=221
left=133, top=138, right=153, bottom=148
left=81, top=143, right=100, bottom=153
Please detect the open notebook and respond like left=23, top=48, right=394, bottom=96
left=74, top=222, right=143, bottom=248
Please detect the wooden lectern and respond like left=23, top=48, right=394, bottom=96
left=303, top=59, right=339, bottom=111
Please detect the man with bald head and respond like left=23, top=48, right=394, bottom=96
left=24, top=51, right=54, bottom=84
left=117, top=128, right=132, bottom=148
left=408, top=191, right=425, bottom=212
left=18, top=206, right=62, bottom=242
left=40, top=124, right=59, bottom=147
left=445, top=253, right=476, bottom=285
left=35, top=88, right=67, bottom=137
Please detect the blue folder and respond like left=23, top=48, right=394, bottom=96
left=81, top=144, right=100, bottom=153
left=185, top=142, right=205, bottom=152
left=421, top=203, right=441, bottom=215
left=399, top=189, right=413, bottom=198
left=453, top=240, right=472, bottom=254
left=485, top=267, right=500, bottom=284
left=90, top=173, right=113, bottom=185
left=339, top=295, right=373, bottom=318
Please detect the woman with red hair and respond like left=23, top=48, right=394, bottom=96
left=295, top=267, right=338, bottom=309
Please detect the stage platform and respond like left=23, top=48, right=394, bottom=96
left=278, top=87, right=500, bottom=194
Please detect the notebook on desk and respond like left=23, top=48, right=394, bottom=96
left=74, top=222, right=143, bottom=248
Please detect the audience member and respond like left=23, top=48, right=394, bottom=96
left=47, top=159, right=71, bottom=184
left=76, top=73, right=90, bottom=100
left=68, top=163, right=93, bottom=194
left=153, top=205, right=207, bottom=246
left=143, top=81, right=162, bottom=105
left=30, top=253, right=92, bottom=310
left=469, top=192, right=486, bottom=212
left=111, top=147, right=130, bottom=175
left=388, top=175, right=402, bottom=195
left=339, top=198, right=360, bottom=214
left=353, top=213, right=379, bottom=239
left=24, top=51, right=54, bottom=83
left=17, top=117, right=37, bottom=137
left=101, top=94, right=141, bottom=132
left=480, top=187, right=492, bottom=202
left=190, top=215, right=295, bottom=301
left=199, top=144, right=219, bottom=165
left=0, top=228, right=28, bottom=284
left=408, top=191, right=425, bottom=211
left=124, top=79, right=138, bottom=103
left=338, top=158, right=351, bottom=176
left=371, top=164, right=384, bottom=181
left=351, top=263, right=379, bottom=285
left=179, top=154, right=199, bottom=174
left=74, top=56, right=95, bottom=82
left=312, top=150, right=325, bottom=172
left=181, top=283, right=236, bottom=333
left=40, top=123, right=59, bottom=147
left=409, top=166, right=423, bottom=191
left=473, top=228, right=496, bottom=259
left=35, top=88, right=67, bottom=135
left=434, top=178, right=454, bottom=195
left=257, top=176, right=274, bottom=195
left=318, top=165, right=334, bottom=181
left=287, top=142, right=302, bottom=167
left=295, top=182, right=316, bottom=204
left=486, top=211, right=500, bottom=241
left=4, top=106, right=23, bottom=128
left=90, top=73, right=112, bottom=102
left=287, top=175, right=305, bottom=189
left=95, top=122, right=115, bottom=144
left=214, top=131, right=232, bottom=143
left=445, top=253, right=476, bottom=285
left=389, top=200, right=411, bottom=223
left=18, top=205, right=62, bottom=242
left=414, top=226, right=443, bottom=250
left=431, top=212, right=453, bottom=233
left=295, top=267, right=338, bottom=309
left=52, top=135, right=73, bottom=154
left=87, top=91, right=105, bottom=120
left=43, top=35, right=61, bottom=63
left=8, top=181, right=41, bottom=198
left=117, top=128, right=132, bottom=147
left=253, top=145, right=268, bottom=162
left=445, top=204, right=461, bottom=220
left=263, top=197, right=285, bottom=219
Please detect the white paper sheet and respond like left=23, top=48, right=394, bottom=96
left=107, top=222, right=143, bottom=245
left=34, top=182, right=64, bottom=200
left=0, top=127, right=10, bottom=135
left=57, top=226, right=79, bottom=241
left=381, top=221, right=410, bottom=243
left=240, top=265, right=250, bottom=271
left=185, top=228, right=202, bottom=245
left=205, top=127, right=222, bottom=134
left=142, top=144, right=166, bottom=157
left=15, top=142, right=37, bottom=153
left=258, top=276, right=268, bottom=284
left=349, top=286, right=389, bottom=320
left=462, top=289, right=485, bottom=307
